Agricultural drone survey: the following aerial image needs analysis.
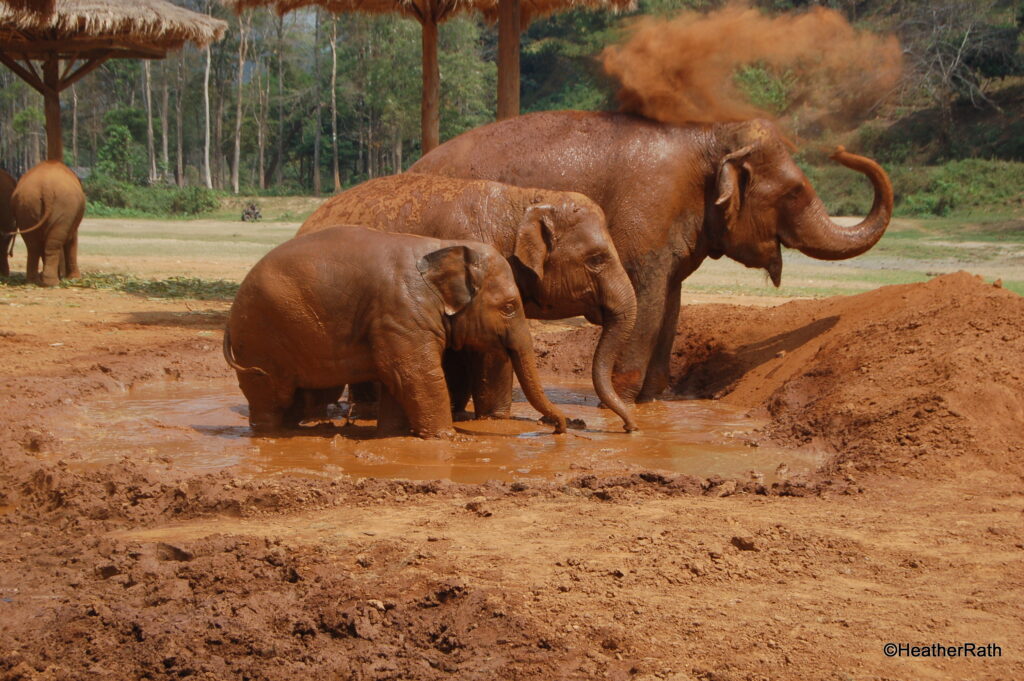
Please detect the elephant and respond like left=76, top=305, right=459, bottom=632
left=297, top=173, right=637, bottom=431
left=0, top=169, right=14, bottom=278
left=410, top=112, right=894, bottom=403
left=10, top=161, right=86, bottom=287
left=223, top=224, right=567, bottom=438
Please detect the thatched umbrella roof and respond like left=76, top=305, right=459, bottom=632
left=0, top=0, right=227, bottom=161
left=230, top=0, right=632, bottom=152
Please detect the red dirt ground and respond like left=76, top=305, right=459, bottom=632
left=1, top=271, right=1022, bottom=680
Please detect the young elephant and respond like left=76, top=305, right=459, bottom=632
left=10, top=161, right=86, bottom=286
left=224, top=224, right=567, bottom=438
left=298, top=173, right=637, bottom=431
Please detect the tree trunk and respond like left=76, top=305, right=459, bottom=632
left=274, top=14, right=285, bottom=185
left=232, top=12, right=249, bottom=194
left=420, top=16, right=440, bottom=153
left=497, top=0, right=521, bottom=120
left=330, top=16, right=340, bottom=193
left=214, top=88, right=224, bottom=189
left=71, top=83, right=78, bottom=165
left=144, top=60, right=157, bottom=184
left=176, top=55, right=185, bottom=187
left=43, top=57, right=62, bottom=162
left=312, top=9, right=322, bottom=196
left=203, top=45, right=213, bottom=189
left=161, top=66, right=170, bottom=180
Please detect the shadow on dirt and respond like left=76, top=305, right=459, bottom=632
left=672, top=315, right=839, bottom=398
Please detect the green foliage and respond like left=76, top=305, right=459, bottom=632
left=96, top=124, right=143, bottom=182
left=734, top=64, right=795, bottom=116
left=83, top=175, right=219, bottom=217
left=803, top=159, right=1024, bottom=218
left=62, top=273, right=238, bottom=300
left=12, top=106, right=43, bottom=134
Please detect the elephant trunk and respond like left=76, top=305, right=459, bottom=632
left=780, top=147, right=893, bottom=260
left=506, top=327, right=567, bottom=434
left=592, top=273, right=638, bottom=432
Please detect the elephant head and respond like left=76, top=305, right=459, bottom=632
left=712, top=119, right=893, bottom=286
left=511, top=196, right=638, bottom=431
left=418, top=244, right=567, bottom=433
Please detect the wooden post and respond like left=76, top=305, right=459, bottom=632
left=42, top=57, right=62, bottom=161
left=497, top=0, right=521, bottom=120
left=421, top=15, right=440, bottom=153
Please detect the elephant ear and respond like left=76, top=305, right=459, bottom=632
left=514, top=204, right=555, bottom=280
left=418, top=245, right=483, bottom=316
left=715, top=145, right=755, bottom=224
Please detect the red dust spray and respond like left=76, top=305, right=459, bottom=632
left=600, top=3, right=903, bottom=127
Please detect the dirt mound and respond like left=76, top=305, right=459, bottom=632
left=536, top=272, right=1024, bottom=478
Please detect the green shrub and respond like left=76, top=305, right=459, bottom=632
left=83, top=175, right=220, bottom=217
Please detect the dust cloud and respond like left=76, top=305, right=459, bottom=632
left=600, top=3, right=903, bottom=127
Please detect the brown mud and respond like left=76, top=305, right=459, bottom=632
left=1, top=272, right=1022, bottom=680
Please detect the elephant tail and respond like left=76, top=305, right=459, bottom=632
left=222, top=327, right=269, bottom=376
left=9, top=206, right=51, bottom=240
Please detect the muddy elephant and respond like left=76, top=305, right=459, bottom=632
left=0, top=169, right=14, bottom=277
left=410, top=112, right=893, bottom=402
left=10, top=161, right=86, bottom=287
left=223, top=224, right=567, bottom=438
left=298, top=173, right=637, bottom=431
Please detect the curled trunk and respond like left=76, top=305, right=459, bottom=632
left=781, top=146, right=893, bottom=260
left=507, top=343, right=567, bottom=434
left=591, top=274, right=638, bottom=431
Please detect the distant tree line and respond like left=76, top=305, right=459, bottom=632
left=0, top=0, right=1020, bottom=194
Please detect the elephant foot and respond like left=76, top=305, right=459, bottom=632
left=348, top=402, right=379, bottom=420
left=473, top=409, right=512, bottom=421
left=38, top=278, right=59, bottom=288
left=66, top=269, right=82, bottom=280
left=452, top=409, right=474, bottom=422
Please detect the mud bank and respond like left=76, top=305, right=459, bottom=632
left=535, top=272, right=1024, bottom=478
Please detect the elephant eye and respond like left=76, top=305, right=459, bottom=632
left=501, top=301, right=518, bottom=317
left=585, top=253, right=608, bottom=270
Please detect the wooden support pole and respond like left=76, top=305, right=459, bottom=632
left=421, top=15, right=440, bottom=153
left=496, top=0, right=521, bottom=120
left=43, top=56, right=63, bottom=161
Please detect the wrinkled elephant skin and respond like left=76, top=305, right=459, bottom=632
left=224, top=224, right=566, bottom=439
left=411, top=111, right=893, bottom=402
left=10, top=161, right=86, bottom=287
left=299, top=174, right=637, bottom=431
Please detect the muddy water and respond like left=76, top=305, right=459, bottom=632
left=54, top=378, right=822, bottom=483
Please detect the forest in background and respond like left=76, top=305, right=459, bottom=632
left=0, top=0, right=1021, bottom=218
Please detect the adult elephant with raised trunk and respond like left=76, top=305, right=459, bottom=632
left=410, top=112, right=894, bottom=402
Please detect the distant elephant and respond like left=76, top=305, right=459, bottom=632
left=0, top=169, right=14, bottom=277
left=10, top=161, right=86, bottom=287
left=223, top=224, right=567, bottom=438
left=298, top=173, right=637, bottom=431
left=411, top=112, right=893, bottom=402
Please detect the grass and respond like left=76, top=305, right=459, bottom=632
left=0, top=272, right=238, bottom=301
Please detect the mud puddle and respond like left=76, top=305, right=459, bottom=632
left=54, top=378, right=822, bottom=483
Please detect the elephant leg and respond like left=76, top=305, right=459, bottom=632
left=441, top=349, right=473, bottom=419
left=0, top=236, right=10, bottom=278
left=376, top=386, right=411, bottom=437
left=40, top=233, right=63, bottom=287
left=469, top=349, right=513, bottom=419
left=375, top=343, right=454, bottom=439
left=637, top=277, right=682, bottom=403
left=347, top=382, right=379, bottom=420
left=25, top=240, right=42, bottom=285
left=63, top=229, right=81, bottom=280
left=238, top=372, right=297, bottom=433
left=613, top=272, right=670, bottom=402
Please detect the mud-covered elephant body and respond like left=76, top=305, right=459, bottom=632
left=411, top=111, right=893, bottom=402
left=298, top=173, right=637, bottom=430
left=224, top=224, right=566, bottom=438
left=10, top=161, right=86, bottom=287
left=0, top=169, right=14, bottom=277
